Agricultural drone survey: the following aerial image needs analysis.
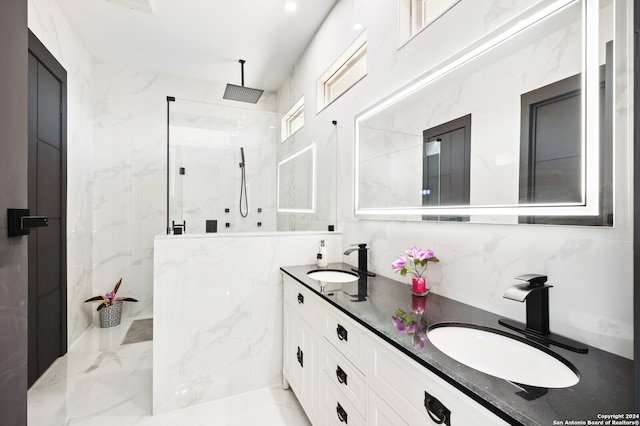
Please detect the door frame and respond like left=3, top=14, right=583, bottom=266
left=27, top=30, right=67, bottom=385
left=633, top=0, right=639, bottom=412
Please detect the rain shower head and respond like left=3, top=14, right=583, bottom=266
left=223, top=60, right=264, bottom=104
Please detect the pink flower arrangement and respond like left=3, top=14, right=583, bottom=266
left=391, top=246, right=439, bottom=278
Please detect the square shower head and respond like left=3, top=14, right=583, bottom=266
left=223, top=84, right=264, bottom=104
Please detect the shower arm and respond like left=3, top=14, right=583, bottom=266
left=239, top=59, right=246, bottom=86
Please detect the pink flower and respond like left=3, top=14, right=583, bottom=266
left=393, top=246, right=439, bottom=278
left=105, top=292, right=116, bottom=299
left=405, top=246, right=421, bottom=259
left=391, top=255, right=407, bottom=270
left=406, top=246, right=436, bottom=261
left=422, top=249, right=436, bottom=260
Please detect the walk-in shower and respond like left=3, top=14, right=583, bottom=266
left=166, top=97, right=337, bottom=234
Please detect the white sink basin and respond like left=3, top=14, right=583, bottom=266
left=427, top=323, right=579, bottom=388
left=307, top=269, right=359, bottom=283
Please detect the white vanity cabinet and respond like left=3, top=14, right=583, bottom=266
left=283, top=274, right=508, bottom=426
left=283, top=275, right=323, bottom=424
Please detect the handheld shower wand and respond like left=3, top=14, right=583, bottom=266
left=239, top=147, right=246, bottom=168
left=239, top=147, right=248, bottom=217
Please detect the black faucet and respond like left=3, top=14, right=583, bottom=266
left=343, top=243, right=376, bottom=278
left=499, top=274, right=588, bottom=353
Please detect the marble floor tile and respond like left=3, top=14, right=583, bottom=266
left=28, top=315, right=310, bottom=426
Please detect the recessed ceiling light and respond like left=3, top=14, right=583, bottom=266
left=284, top=1, right=297, bottom=12
left=353, top=23, right=363, bottom=31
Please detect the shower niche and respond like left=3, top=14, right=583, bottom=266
left=167, top=97, right=337, bottom=234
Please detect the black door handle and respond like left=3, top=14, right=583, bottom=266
left=8, top=208, right=48, bottom=237
left=297, top=293, right=304, bottom=304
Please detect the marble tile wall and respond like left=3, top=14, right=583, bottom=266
left=278, top=0, right=634, bottom=358
left=153, top=232, right=343, bottom=414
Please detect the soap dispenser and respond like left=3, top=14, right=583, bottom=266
left=317, top=240, right=328, bottom=267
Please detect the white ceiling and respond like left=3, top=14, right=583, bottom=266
left=54, top=0, right=338, bottom=92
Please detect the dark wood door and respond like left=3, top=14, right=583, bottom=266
left=422, top=114, right=471, bottom=221
left=27, top=33, right=67, bottom=387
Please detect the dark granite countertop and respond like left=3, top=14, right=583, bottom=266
left=281, top=263, right=634, bottom=426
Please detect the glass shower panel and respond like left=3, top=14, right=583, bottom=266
left=168, top=99, right=279, bottom=234
left=167, top=98, right=337, bottom=234
left=277, top=119, right=337, bottom=232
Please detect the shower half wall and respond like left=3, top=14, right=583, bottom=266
left=167, top=97, right=337, bottom=234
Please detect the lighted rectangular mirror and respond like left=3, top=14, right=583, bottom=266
left=355, top=0, right=613, bottom=221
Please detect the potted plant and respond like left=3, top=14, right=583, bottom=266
left=84, top=278, right=138, bottom=328
left=391, top=246, right=439, bottom=295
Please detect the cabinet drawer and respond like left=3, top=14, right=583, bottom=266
left=322, top=342, right=366, bottom=418
left=284, top=275, right=322, bottom=329
left=368, top=337, right=508, bottom=426
left=323, top=307, right=367, bottom=371
left=368, top=388, right=409, bottom=426
left=322, top=376, right=366, bottom=426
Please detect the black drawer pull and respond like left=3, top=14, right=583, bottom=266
left=336, top=402, right=348, bottom=423
left=336, top=365, right=348, bottom=385
left=424, top=391, right=451, bottom=425
left=297, top=293, right=304, bottom=304
left=336, top=324, right=348, bottom=341
left=296, top=346, right=303, bottom=368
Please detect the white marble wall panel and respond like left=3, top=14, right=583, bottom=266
left=28, top=0, right=95, bottom=346
left=278, top=0, right=633, bottom=359
left=153, top=232, right=342, bottom=414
